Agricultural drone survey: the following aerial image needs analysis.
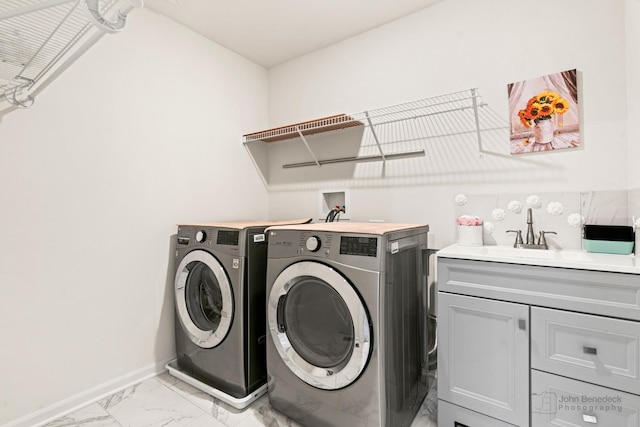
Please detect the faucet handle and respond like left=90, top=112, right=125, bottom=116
left=506, top=230, right=524, bottom=247
left=538, top=231, right=557, bottom=248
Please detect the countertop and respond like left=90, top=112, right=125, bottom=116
left=436, top=244, right=640, bottom=275
left=178, top=218, right=312, bottom=229
left=266, top=222, right=428, bottom=235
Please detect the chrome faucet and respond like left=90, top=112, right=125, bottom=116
left=506, top=208, right=556, bottom=249
left=526, top=208, right=535, bottom=245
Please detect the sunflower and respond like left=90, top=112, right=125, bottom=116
left=527, top=102, right=542, bottom=120
left=553, top=98, right=569, bottom=114
left=518, top=110, right=531, bottom=127
left=538, top=90, right=559, bottom=104
left=538, top=103, right=554, bottom=117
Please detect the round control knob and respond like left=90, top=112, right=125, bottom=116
left=195, top=230, right=207, bottom=243
left=305, top=235, right=321, bottom=252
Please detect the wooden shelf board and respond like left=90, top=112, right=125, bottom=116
left=243, top=114, right=364, bottom=143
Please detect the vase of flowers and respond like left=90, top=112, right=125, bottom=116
left=533, top=118, right=555, bottom=144
left=517, top=90, right=569, bottom=144
left=456, top=215, right=483, bottom=246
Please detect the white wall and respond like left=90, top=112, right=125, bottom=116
left=627, top=0, right=640, bottom=189
left=0, top=9, right=268, bottom=426
left=266, top=0, right=630, bottom=249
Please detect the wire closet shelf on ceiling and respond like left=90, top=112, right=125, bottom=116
left=0, top=0, right=142, bottom=108
left=243, top=88, right=499, bottom=169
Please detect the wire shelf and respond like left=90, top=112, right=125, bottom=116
left=0, top=0, right=141, bottom=107
left=243, top=89, right=495, bottom=169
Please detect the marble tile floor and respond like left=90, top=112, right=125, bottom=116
left=42, top=370, right=437, bottom=427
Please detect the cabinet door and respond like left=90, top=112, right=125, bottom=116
left=438, top=292, right=529, bottom=426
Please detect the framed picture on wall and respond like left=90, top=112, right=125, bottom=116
left=507, top=69, right=580, bottom=154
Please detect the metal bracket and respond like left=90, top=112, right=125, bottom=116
left=295, top=125, right=321, bottom=167
left=83, top=0, right=143, bottom=33
left=3, top=86, right=34, bottom=108
left=364, top=111, right=386, bottom=163
left=471, top=88, right=484, bottom=158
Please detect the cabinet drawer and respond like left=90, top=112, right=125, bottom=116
left=531, top=369, right=640, bottom=426
left=438, top=400, right=517, bottom=427
left=531, top=307, right=640, bottom=395
left=437, top=257, right=640, bottom=321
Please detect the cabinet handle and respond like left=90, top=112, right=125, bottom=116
left=582, top=413, right=598, bottom=423
left=518, top=319, right=526, bottom=330
left=583, top=346, right=597, bottom=355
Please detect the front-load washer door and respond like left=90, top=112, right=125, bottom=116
left=175, top=250, right=233, bottom=349
left=268, top=261, right=372, bottom=390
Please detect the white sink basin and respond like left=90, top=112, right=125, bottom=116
left=480, top=246, right=598, bottom=262
left=481, top=246, right=559, bottom=260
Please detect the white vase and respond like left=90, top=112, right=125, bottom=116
left=457, top=225, right=483, bottom=246
left=534, top=119, right=555, bottom=144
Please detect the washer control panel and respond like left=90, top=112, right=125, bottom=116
left=176, top=226, right=241, bottom=256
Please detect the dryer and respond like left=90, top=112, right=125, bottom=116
left=167, top=219, right=309, bottom=409
left=265, top=222, right=429, bottom=427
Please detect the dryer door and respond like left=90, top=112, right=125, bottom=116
left=175, top=250, right=233, bottom=348
left=268, top=261, right=372, bottom=390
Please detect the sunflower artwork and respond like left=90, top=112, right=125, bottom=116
left=507, top=69, right=580, bottom=154
left=517, top=91, right=569, bottom=128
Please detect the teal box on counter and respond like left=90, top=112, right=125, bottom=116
left=582, top=239, right=634, bottom=255
left=583, top=225, right=635, bottom=255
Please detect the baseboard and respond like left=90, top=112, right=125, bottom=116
left=3, top=358, right=174, bottom=427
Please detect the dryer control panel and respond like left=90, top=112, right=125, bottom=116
left=339, top=236, right=378, bottom=257
left=268, top=229, right=383, bottom=270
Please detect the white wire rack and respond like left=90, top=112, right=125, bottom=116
left=0, top=0, right=142, bottom=108
left=243, top=89, right=503, bottom=169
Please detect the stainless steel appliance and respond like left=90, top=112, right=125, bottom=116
left=265, top=222, right=429, bottom=426
left=167, top=219, right=309, bottom=409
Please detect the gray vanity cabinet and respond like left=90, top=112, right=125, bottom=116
left=437, top=255, right=640, bottom=427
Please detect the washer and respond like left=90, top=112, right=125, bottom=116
left=265, top=222, right=430, bottom=426
left=167, top=219, right=309, bottom=409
